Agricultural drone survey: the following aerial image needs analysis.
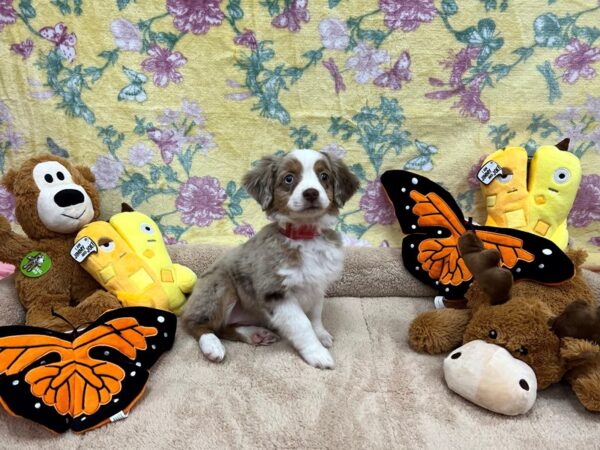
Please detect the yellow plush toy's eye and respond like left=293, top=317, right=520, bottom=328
left=98, top=239, right=115, bottom=252
left=140, top=223, right=154, bottom=235
left=553, top=168, right=570, bottom=184
left=498, top=173, right=513, bottom=184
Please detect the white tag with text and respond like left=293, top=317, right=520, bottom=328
left=70, top=237, right=98, bottom=263
left=477, top=160, right=503, bottom=185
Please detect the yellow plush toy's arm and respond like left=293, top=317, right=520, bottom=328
left=173, top=264, right=197, bottom=293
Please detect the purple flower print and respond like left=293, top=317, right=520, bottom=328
left=319, top=18, right=349, bottom=50
left=234, top=29, right=258, bottom=50
left=141, top=45, right=187, bottom=88
left=341, top=233, right=372, bottom=247
left=360, top=179, right=396, bottom=225
left=147, top=127, right=185, bottom=164
left=176, top=176, right=227, bottom=227
left=554, top=106, right=580, bottom=122
left=272, top=0, right=309, bottom=33
left=323, top=58, right=346, bottom=94
left=345, top=42, right=389, bottom=84
left=181, top=99, right=206, bottom=125
left=568, top=174, right=600, bottom=228
left=585, top=95, right=600, bottom=120
left=589, top=127, right=600, bottom=150
left=374, top=51, right=411, bottom=90
left=188, top=129, right=216, bottom=154
left=555, top=38, right=600, bottom=84
left=0, top=100, right=10, bottom=123
left=234, top=222, right=255, bottom=238
left=0, top=0, right=16, bottom=32
left=91, top=155, right=124, bottom=190
left=10, top=39, right=33, bottom=59
left=127, top=143, right=154, bottom=167
left=454, top=83, right=490, bottom=122
left=444, top=46, right=480, bottom=87
left=591, top=237, right=600, bottom=247
left=379, top=0, right=437, bottom=32
left=563, top=122, right=586, bottom=147
left=111, top=18, right=142, bottom=52
left=163, top=234, right=186, bottom=245
left=467, top=154, right=488, bottom=189
left=157, top=108, right=182, bottom=125
left=380, top=240, right=390, bottom=248
left=0, top=128, right=24, bottom=150
left=321, top=142, right=346, bottom=159
left=0, top=185, right=15, bottom=222
left=167, top=0, right=225, bottom=34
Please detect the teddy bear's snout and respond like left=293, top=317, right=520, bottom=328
left=54, top=189, right=85, bottom=208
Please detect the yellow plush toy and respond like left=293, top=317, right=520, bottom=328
left=109, top=205, right=197, bottom=314
left=477, top=139, right=581, bottom=250
left=528, top=144, right=582, bottom=249
left=73, top=221, right=170, bottom=310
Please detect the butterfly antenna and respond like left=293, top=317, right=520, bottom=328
left=51, top=308, right=78, bottom=335
left=466, top=217, right=475, bottom=230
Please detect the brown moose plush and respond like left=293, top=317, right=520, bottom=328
left=0, top=156, right=121, bottom=331
left=409, top=231, right=600, bottom=412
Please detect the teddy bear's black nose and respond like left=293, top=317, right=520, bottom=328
left=54, top=189, right=84, bottom=207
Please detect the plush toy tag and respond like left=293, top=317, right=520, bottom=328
left=477, top=160, right=503, bottom=185
left=71, top=237, right=98, bottom=263
left=19, top=251, right=51, bottom=278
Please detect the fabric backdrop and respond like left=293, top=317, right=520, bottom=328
left=0, top=0, right=599, bottom=265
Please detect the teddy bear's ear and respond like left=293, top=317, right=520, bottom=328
left=75, top=165, right=96, bottom=184
left=2, top=169, right=17, bottom=193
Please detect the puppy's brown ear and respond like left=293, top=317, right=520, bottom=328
left=2, top=169, right=17, bottom=193
left=323, top=153, right=359, bottom=208
left=242, top=155, right=280, bottom=210
left=75, top=165, right=96, bottom=184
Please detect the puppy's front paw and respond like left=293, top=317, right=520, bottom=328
left=199, top=333, right=225, bottom=362
left=301, top=346, right=334, bottom=369
left=315, top=328, right=334, bottom=348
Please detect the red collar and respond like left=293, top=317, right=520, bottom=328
left=279, top=224, right=321, bottom=240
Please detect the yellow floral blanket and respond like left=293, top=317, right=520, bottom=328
left=0, top=0, right=599, bottom=266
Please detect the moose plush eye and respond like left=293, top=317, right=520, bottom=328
left=517, top=346, right=528, bottom=356
left=488, top=330, right=498, bottom=339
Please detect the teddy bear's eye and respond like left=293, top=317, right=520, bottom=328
left=488, top=330, right=497, bottom=339
left=517, top=346, right=528, bottom=356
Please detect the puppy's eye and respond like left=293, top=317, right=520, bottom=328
left=56, top=171, right=65, bottom=181
left=488, top=330, right=497, bottom=339
left=44, top=174, right=54, bottom=183
left=320, top=172, right=329, bottom=182
left=517, top=346, right=528, bottom=356
left=283, top=174, right=294, bottom=185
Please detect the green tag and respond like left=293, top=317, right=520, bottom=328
left=20, top=251, right=52, bottom=278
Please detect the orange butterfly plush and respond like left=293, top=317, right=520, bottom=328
left=0, top=307, right=176, bottom=433
left=381, top=170, right=575, bottom=299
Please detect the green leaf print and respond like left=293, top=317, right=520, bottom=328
left=488, top=124, right=516, bottom=149
left=18, top=0, right=36, bottom=18
left=328, top=0, right=342, bottom=8
left=290, top=126, right=318, bottom=149
left=534, top=13, right=564, bottom=47
left=537, top=61, right=562, bottom=103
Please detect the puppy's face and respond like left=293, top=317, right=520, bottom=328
left=243, top=149, right=359, bottom=222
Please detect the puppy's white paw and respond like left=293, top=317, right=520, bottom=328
left=315, top=328, right=334, bottom=348
left=301, top=346, right=334, bottom=369
left=199, top=333, right=225, bottom=362
left=236, top=326, right=280, bottom=346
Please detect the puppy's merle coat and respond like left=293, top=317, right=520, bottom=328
left=182, top=149, right=359, bottom=368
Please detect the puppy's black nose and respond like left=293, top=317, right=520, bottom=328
left=303, top=188, right=319, bottom=202
left=54, top=189, right=84, bottom=207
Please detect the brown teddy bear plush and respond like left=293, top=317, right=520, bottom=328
left=0, top=155, right=121, bottom=331
left=409, top=231, right=600, bottom=412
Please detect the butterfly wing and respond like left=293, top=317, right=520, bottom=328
left=0, top=326, right=75, bottom=433
left=69, top=307, right=176, bottom=432
left=381, top=170, right=575, bottom=299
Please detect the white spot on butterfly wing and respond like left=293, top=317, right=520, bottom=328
left=151, top=344, right=157, bottom=350
left=130, top=371, right=136, bottom=377
left=542, top=249, right=552, bottom=255
left=34, top=403, right=41, bottom=409
left=401, top=187, right=406, bottom=193
left=539, top=264, right=545, bottom=269
left=12, top=380, right=19, bottom=386
left=157, top=316, right=165, bottom=323
left=135, top=362, right=142, bottom=367
left=411, top=177, right=418, bottom=185
left=516, top=267, right=522, bottom=273
left=411, top=225, right=416, bottom=230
